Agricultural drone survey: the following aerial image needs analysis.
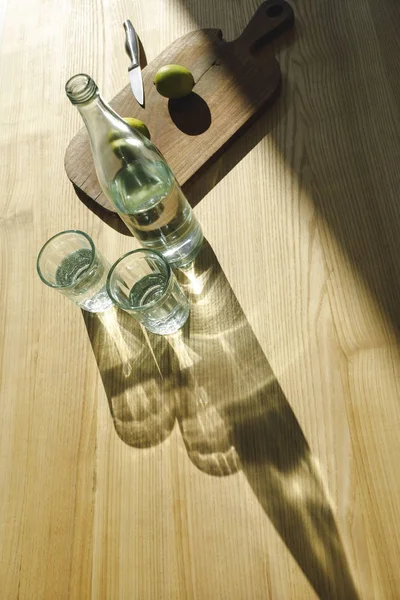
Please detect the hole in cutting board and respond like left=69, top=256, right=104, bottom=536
left=267, top=4, right=284, bottom=18
left=168, top=93, right=211, bottom=136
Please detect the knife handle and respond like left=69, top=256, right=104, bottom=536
left=123, top=20, right=140, bottom=69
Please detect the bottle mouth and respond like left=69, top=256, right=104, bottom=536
left=65, top=74, right=98, bottom=105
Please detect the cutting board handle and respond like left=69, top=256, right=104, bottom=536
left=236, top=0, right=294, bottom=52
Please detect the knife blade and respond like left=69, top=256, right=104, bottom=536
left=123, top=20, right=144, bottom=106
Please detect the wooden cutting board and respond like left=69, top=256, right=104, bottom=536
left=65, top=0, right=294, bottom=212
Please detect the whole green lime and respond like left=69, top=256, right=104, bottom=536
left=154, top=65, right=195, bottom=99
left=108, top=117, right=151, bottom=144
left=124, top=117, right=151, bottom=139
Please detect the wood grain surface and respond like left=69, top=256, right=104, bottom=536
left=64, top=0, right=294, bottom=213
left=1, top=0, right=400, bottom=598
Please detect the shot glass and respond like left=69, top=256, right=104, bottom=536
left=37, top=230, right=113, bottom=313
left=106, top=249, right=190, bottom=335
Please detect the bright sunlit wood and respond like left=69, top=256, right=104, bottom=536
left=1, top=0, right=400, bottom=598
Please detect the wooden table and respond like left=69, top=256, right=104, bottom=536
left=1, top=0, right=400, bottom=598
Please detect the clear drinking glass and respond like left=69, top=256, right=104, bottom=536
left=106, top=249, right=190, bottom=334
left=37, top=230, right=113, bottom=312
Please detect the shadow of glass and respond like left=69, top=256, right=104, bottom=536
left=80, top=236, right=359, bottom=596
left=171, top=239, right=359, bottom=599
left=82, top=305, right=177, bottom=448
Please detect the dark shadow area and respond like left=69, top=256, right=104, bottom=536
left=82, top=305, right=177, bottom=448
left=168, top=93, right=212, bottom=135
left=183, top=89, right=284, bottom=208
left=269, top=2, right=400, bottom=342
left=171, top=240, right=360, bottom=599
left=174, top=0, right=400, bottom=343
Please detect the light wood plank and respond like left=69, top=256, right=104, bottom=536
left=1, top=0, right=400, bottom=598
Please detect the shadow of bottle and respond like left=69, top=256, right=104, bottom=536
left=82, top=305, right=178, bottom=448
left=81, top=237, right=359, bottom=597
left=172, top=239, right=360, bottom=599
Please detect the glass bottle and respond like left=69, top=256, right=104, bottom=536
left=65, top=74, right=203, bottom=268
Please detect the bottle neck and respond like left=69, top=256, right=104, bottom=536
left=66, top=73, right=134, bottom=140
left=66, top=73, right=168, bottom=188
left=80, top=94, right=149, bottom=160
left=76, top=93, right=115, bottom=131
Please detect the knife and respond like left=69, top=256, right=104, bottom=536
left=123, top=20, right=144, bottom=106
